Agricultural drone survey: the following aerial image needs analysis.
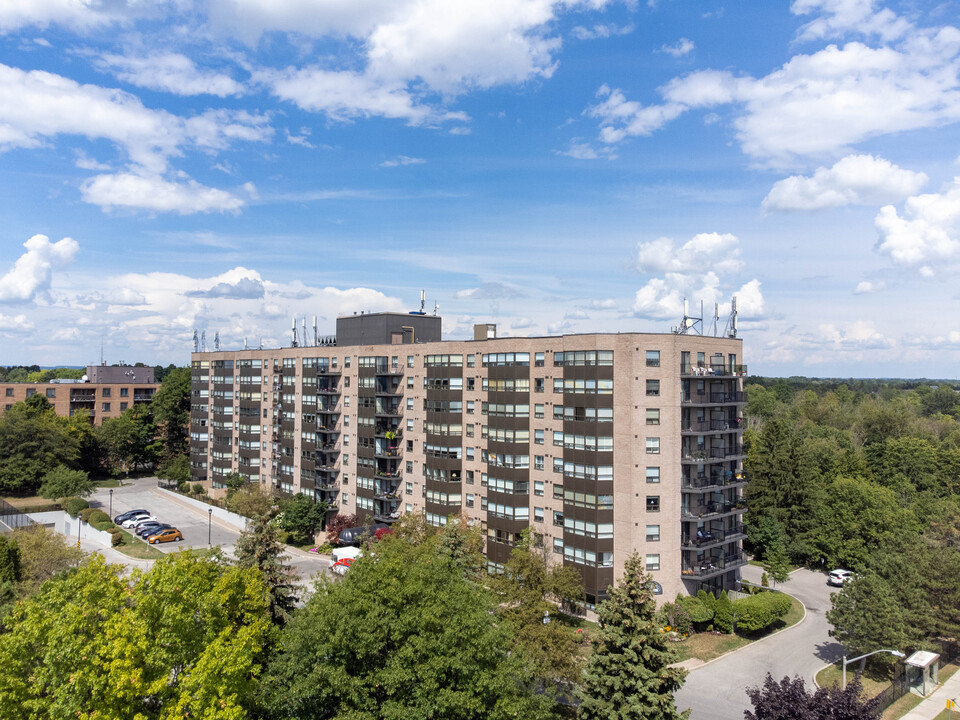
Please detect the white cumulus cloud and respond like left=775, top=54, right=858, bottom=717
left=763, top=154, right=928, bottom=210
left=661, top=38, right=694, bottom=57
left=874, top=179, right=960, bottom=272
left=635, top=232, right=743, bottom=275
left=0, top=234, right=78, bottom=303
left=94, top=52, right=245, bottom=97
left=80, top=172, right=247, bottom=214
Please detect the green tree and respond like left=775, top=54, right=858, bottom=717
left=0, top=551, right=273, bottom=719
left=157, top=453, right=190, bottom=486
left=38, top=465, right=93, bottom=500
left=577, top=552, right=687, bottom=720
left=9, top=525, right=84, bottom=595
left=0, top=536, right=22, bottom=585
left=98, top=406, right=159, bottom=473
left=235, top=513, right=299, bottom=625
left=258, top=529, right=550, bottom=720
left=826, top=573, right=917, bottom=664
left=713, top=590, right=733, bottom=633
left=0, top=401, right=81, bottom=494
left=490, top=529, right=585, bottom=689
left=276, top=493, right=327, bottom=545
left=150, top=367, right=191, bottom=459
left=766, top=540, right=791, bottom=586
left=227, top=484, right=274, bottom=519
left=746, top=674, right=880, bottom=720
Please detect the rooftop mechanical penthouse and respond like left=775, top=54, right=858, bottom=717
left=190, top=311, right=747, bottom=605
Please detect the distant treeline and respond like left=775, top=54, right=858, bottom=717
left=0, top=364, right=181, bottom=383
left=748, top=376, right=960, bottom=395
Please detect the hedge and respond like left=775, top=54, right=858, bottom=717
left=62, top=497, right=89, bottom=517
left=111, top=533, right=123, bottom=547
left=87, top=509, right=110, bottom=525
left=733, top=591, right=792, bottom=633
left=79, top=507, right=96, bottom=524
left=678, top=596, right=714, bottom=624
left=94, top=521, right=115, bottom=532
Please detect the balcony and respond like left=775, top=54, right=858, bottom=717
left=375, top=448, right=402, bottom=459
left=681, top=524, right=746, bottom=550
left=375, top=407, right=402, bottom=417
left=375, top=364, right=404, bottom=376
left=681, top=552, right=747, bottom=579
left=681, top=445, right=745, bottom=463
left=681, top=472, right=748, bottom=492
left=680, top=501, right=745, bottom=520
left=681, top=419, right=741, bottom=434
left=681, top=391, right=748, bottom=405
left=680, top=363, right=748, bottom=378
left=317, top=386, right=339, bottom=395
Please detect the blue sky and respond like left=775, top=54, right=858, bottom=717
left=1, top=0, right=960, bottom=377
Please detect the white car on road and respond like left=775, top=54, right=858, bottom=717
left=828, top=569, right=854, bottom=586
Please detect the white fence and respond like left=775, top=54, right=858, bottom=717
left=27, top=510, right=115, bottom=549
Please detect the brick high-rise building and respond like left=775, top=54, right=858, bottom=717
left=190, top=312, right=746, bottom=605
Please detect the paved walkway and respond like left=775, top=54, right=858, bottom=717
left=674, top=566, right=844, bottom=719
left=900, top=669, right=960, bottom=720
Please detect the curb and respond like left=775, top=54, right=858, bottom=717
left=672, top=589, right=808, bottom=673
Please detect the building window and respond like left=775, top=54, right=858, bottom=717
left=553, top=511, right=563, bottom=526
left=407, top=398, right=414, bottom=409
left=535, top=352, right=545, bottom=367
left=534, top=480, right=544, bottom=496
left=345, top=357, right=351, bottom=368
left=534, top=429, right=544, bottom=445
left=45, top=389, right=56, bottom=399
left=465, top=424, right=474, bottom=438
left=646, top=379, right=660, bottom=396
left=645, top=350, right=660, bottom=367
left=120, top=387, right=129, bottom=397
left=120, top=402, right=128, bottom=411
left=102, top=403, right=111, bottom=412
left=466, top=401, right=475, bottom=414
left=534, top=456, right=544, bottom=471
left=343, top=454, right=350, bottom=464
left=553, top=538, right=563, bottom=554
left=4, top=389, right=11, bottom=397
left=553, top=457, right=563, bottom=473
left=646, top=524, right=660, bottom=542
left=102, top=388, right=111, bottom=397
left=407, top=377, right=414, bottom=389
left=392, top=356, right=399, bottom=369
left=467, top=354, right=475, bottom=368
left=407, top=419, right=414, bottom=431
left=343, top=415, right=350, bottom=426
left=466, top=447, right=474, bottom=461
left=535, top=378, right=545, bottom=393
left=467, top=378, right=475, bottom=391
left=406, top=440, right=414, bottom=451
left=407, top=355, right=415, bottom=368
left=481, top=497, right=488, bottom=510
left=646, top=553, right=660, bottom=571
left=645, top=437, right=660, bottom=454
left=646, top=467, right=660, bottom=483
left=646, top=496, right=660, bottom=512
left=466, top=494, right=474, bottom=508
left=406, top=461, right=413, bottom=473
left=535, top=403, right=544, bottom=419
left=406, top=482, right=413, bottom=495
left=343, top=493, right=349, bottom=505
left=553, top=431, right=563, bottom=447
left=646, top=409, right=660, bottom=425
left=534, top=507, right=544, bottom=522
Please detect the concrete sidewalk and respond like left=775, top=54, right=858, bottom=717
left=899, top=669, right=960, bottom=720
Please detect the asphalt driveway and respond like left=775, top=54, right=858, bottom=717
left=674, top=566, right=844, bottom=720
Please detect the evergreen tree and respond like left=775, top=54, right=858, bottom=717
left=766, top=540, right=791, bottom=586
left=713, top=590, right=733, bottom=633
left=577, top=552, right=687, bottom=720
left=235, top=513, right=300, bottom=624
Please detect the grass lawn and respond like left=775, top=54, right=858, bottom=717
left=92, top=477, right=124, bottom=488
left=2, top=493, right=58, bottom=511
left=112, top=530, right=166, bottom=560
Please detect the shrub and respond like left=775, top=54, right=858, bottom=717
left=677, top=596, right=714, bottom=625
left=191, top=483, right=204, bottom=495
left=325, top=513, right=360, bottom=544
left=79, top=507, right=96, bottom=524
left=94, top=521, right=114, bottom=532
left=107, top=526, right=122, bottom=535
left=62, top=497, right=89, bottom=517
left=733, top=591, right=792, bottom=633
left=714, top=590, right=734, bottom=633
left=111, top=532, right=123, bottom=547
left=672, top=604, right=692, bottom=635
left=177, top=480, right=190, bottom=493
left=88, top=509, right=110, bottom=525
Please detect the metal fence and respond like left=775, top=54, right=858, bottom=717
left=870, top=644, right=959, bottom=713
left=0, top=497, right=36, bottom=531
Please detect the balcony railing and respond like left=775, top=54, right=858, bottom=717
left=681, top=524, right=745, bottom=549
left=681, top=472, right=748, bottom=491
left=681, top=445, right=745, bottom=463
left=680, top=501, right=745, bottom=520
left=680, top=363, right=748, bottom=377
left=681, top=552, right=747, bottom=579
left=681, top=391, right=748, bottom=405
left=681, top=419, right=741, bottom=433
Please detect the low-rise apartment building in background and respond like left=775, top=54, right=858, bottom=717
left=190, top=312, right=747, bottom=606
left=0, top=364, right=159, bottom=425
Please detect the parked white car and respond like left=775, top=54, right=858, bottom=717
left=828, top=569, right=854, bottom=586
left=122, top=515, right=156, bottom=529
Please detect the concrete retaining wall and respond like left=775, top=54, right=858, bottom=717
left=27, top=510, right=115, bottom=548
left=154, top=488, right=251, bottom=532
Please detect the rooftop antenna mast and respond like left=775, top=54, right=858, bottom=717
left=302, top=317, right=307, bottom=348
left=100, top=336, right=104, bottom=366
left=711, top=303, right=720, bottom=337
left=200, top=331, right=206, bottom=353
left=420, top=290, right=426, bottom=314
left=313, top=315, right=318, bottom=347
left=433, top=300, right=439, bottom=315
left=673, top=298, right=703, bottom=335
left=258, top=337, right=263, bottom=350
left=243, top=337, right=248, bottom=350
left=214, top=331, right=220, bottom=351
left=193, top=330, right=199, bottom=353
left=723, top=296, right=739, bottom=338
left=291, top=317, right=299, bottom=348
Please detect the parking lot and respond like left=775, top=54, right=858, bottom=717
left=88, top=477, right=242, bottom=553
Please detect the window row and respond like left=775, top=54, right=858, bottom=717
left=553, top=350, right=614, bottom=366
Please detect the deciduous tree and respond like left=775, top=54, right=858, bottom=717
left=746, top=674, right=879, bottom=720
left=0, top=401, right=81, bottom=494
left=38, top=465, right=93, bottom=500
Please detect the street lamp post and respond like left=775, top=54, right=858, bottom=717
left=108, top=489, right=113, bottom=519
left=843, top=649, right=906, bottom=689
left=208, top=508, right=212, bottom=546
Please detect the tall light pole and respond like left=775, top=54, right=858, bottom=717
left=208, top=508, right=212, bottom=546
left=843, top=649, right=906, bottom=689
left=108, top=489, right=113, bottom=519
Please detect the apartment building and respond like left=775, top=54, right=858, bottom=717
left=0, top=365, right=159, bottom=425
left=190, top=312, right=746, bottom=605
